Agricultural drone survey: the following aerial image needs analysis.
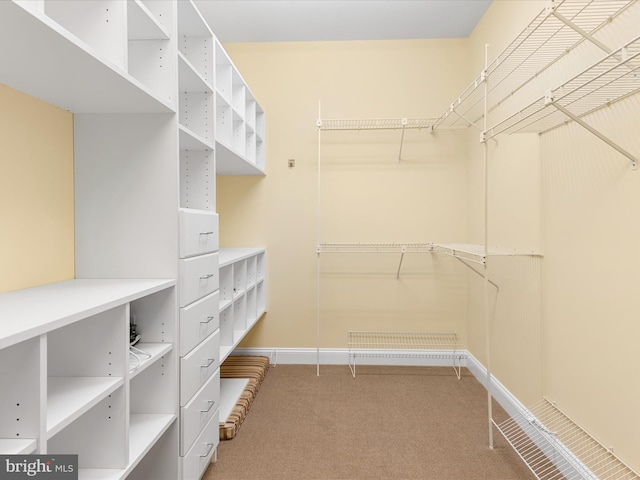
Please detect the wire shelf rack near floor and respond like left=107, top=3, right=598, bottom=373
left=347, top=331, right=464, bottom=379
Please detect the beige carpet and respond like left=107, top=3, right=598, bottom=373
left=203, top=364, right=537, bottom=480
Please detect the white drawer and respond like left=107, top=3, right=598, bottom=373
left=180, top=368, right=220, bottom=456
left=180, top=291, right=219, bottom=356
left=179, top=208, right=219, bottom=259
left=179, top=252, right=219, bottom=308
left=180, top=330, right=220, bottom=405
left=181, top=408, right=219, bottom=480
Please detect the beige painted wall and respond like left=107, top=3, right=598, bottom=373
left=0, top=84, right=74, bottom=293
left=469, top=0, right=640, bottom=472
left=218, top=39, right=472, bottom=349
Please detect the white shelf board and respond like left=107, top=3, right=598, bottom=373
left=220, top=298, right=233, bottom=313
left=0, top=2, right=175, bottom=113
left=178, top=52, right=211, bottom=93
left=0, top=438, right=37, bottom=455
left=220, top=311, right=266, bottom=365
left=218, top=248, right=266, bottom=267
left=179, top=125, right=215, bottom=151
left=79, top=414, right=176, bottom=480
left=78, top=468, right=122, bottom=480
left=219, top=378, right=249, bottom=424
left=129, top=414, right=176, bottom=470
left=47, top=376, right=124, bottom=437
left=0, top=278, right=175, bottom=350
left=128, top=0, right=170, bottom=40
left=220, top=345, right=234, bottom=364
left=177, top=0, right=211, bottom=37
left=129, top=343, right=173, bottom=379
left=216, top=140, right=265, bottom=176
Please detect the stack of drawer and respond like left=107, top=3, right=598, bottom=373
left=178, top=208, right=221, bottom=480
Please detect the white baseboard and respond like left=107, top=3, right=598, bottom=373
left=463, top=351, right=529, bottom=420
left=232, top=347, right=466, bottom=368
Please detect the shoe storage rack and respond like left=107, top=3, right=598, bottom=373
left=347, top=331, right=464, bottom=379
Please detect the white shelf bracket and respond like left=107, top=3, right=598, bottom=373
left=398, top=118, right=408, bottom=162
left=396, top=245, right=407, bottom=279
left=452, top=109, right=484, bottom=133
left=453, top=257, right=500, bottom=292
left=551, top=9, right=613, bottom=56
left=551, top=100, right=638, bottom=170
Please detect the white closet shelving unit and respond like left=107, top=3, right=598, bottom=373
left=432, top=0, right=640, bottom=478
left=215, top=40, right=266, bottom=176
left=0, top=279, right=176, bottom=480
left=218, top=248, right=267, bottom=427
left=0, top=1, right=266, bottom=479
left=175, top=4, right=221, bottom=479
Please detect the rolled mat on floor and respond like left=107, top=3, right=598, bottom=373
left=219, top=356, right=270, bottom=440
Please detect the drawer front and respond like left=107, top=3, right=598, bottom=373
left=180, top=291, right=219, bottom=356
left=179, top=208, right=219, bottom=259
left=180, top=368, right=221, bottom=456
left=181, top=408, right=220, bottom=480
left=180, top=330, right=220, bottom=405
left=179, top=252, right=219, bottom=308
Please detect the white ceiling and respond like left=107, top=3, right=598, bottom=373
left=193, top=0, right=493, bottom=43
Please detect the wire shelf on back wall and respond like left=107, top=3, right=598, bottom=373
left=494, top=397, right=640, bottom=480
left=347, top=331, right=465, bottom=379
left=317, top=118, right=437, bottom=131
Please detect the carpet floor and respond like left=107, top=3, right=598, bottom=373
left=203, top=364, right=537, bottom=480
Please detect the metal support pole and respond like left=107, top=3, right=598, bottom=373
left=482, top=43, right=494, bottom=450
left=316, top=101, right=322, bottom=376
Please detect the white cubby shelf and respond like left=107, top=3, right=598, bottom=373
left=218, top=248, right=267, bottom=365
left=0, top=279, right=177, bottom=479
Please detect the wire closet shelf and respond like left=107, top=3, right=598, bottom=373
left=347, top=331, right=464, bottom=379
left=317, top=118, right=437, bottom=131
left=317, top=242, right=541, bottom=266
left=494, top=397, right=639, bottom=480
left=432, top=0, right=636, bottom=132
left=485, top=33, right=640, bottom=146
